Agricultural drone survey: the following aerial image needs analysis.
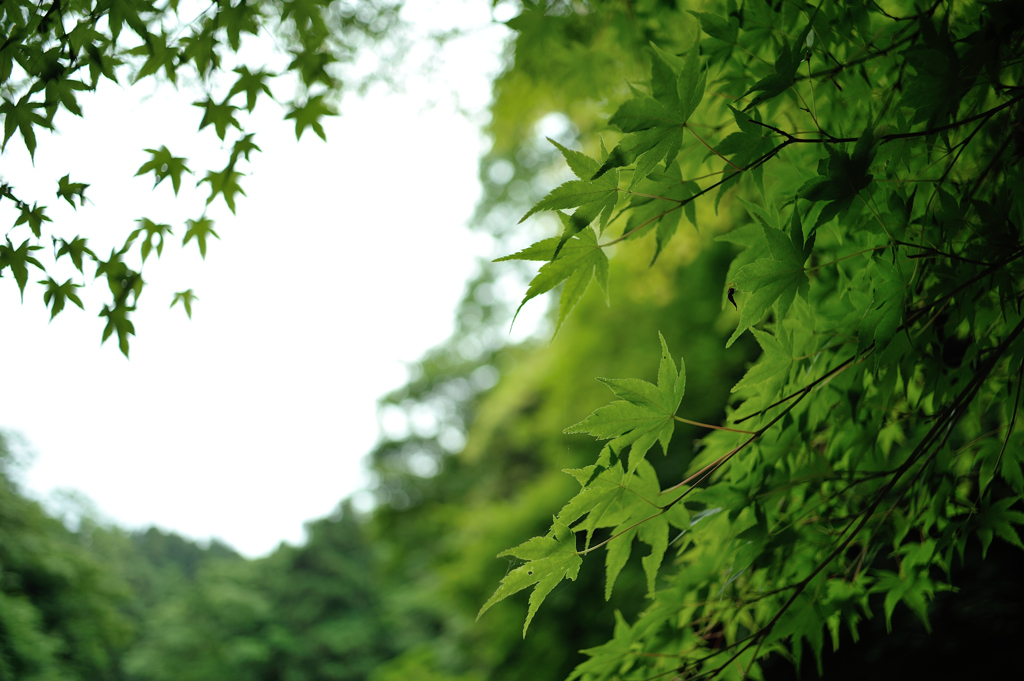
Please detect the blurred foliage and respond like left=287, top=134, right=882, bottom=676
left=1, top=439, right=396, bottom=681
left=0, top=439, right=133, bottom=681
left=121, top=504, right=394, bottom=681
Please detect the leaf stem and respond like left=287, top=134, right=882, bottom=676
left=734, top=354, right=861, bottom=425
left=624, top=190, right=685, bottom=203
left=599, top=204, right=683, bottom=248
left=806, top=56, right=819, bottom=128
left=895, top=239, right=990, bottom=266
left=994, top=359, right=1024, bottom=473
left=674, top=415, right=756, bottom=434
left=740, top=635, right=765, bottom=680
left=576, top=508, right=665, bottom=555
left=686, top=124, right=742, bottom=170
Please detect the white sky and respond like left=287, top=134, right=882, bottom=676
left=0, top=0, right=518, bottom=557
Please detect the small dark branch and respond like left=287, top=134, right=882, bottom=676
left=966, top=133, right=1015, bottom=203
left=995, top=360, right=1024, bottom=472
left=749, top=98, right=1023, bottom=150
left=748, top=119, right=795, bottom=141
left=733, top=354, right=860, bottom=425
left=870, top=0, right=943, bottom=22
left=870, top=0, right=908, bottom=21
left=936, top=115, right=992, bottom=186
left=803, top=31, right=917, bottom=83
left=895, top=240, right=991, bottom=266
left=600, top=138, right=796, bottom=249
left=661, top=381, right=817, bottom=504
left=903, top=247, right=1024, bottom=329
left=879, top=97, right=1024, bottom=144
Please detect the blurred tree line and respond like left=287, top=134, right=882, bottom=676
left=2, top=1, right=1023, bottom=680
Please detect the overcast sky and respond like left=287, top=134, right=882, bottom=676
left=0, top=0, right=521, bottom=557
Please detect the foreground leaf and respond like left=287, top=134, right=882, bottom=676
left=497, top=226, right=608, bottom=331
left=727, top=207, right=810, bottom=347
left=478, top=517, right=582, bottom=636
left=565, top=333, right=685, bottom=475
left=171, top=289, right=199, bottom=319
left=183, top=216, right=219, bottom=259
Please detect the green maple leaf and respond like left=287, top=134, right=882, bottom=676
left=621, top=167, right=699, bottom=265
left=715, top=221, right=768, bottom=252
left=82, top=26, right=125, bottom=86
left=597, top=127, right=679, bottom=182
left=765, top=592, right=827, bottom=674
left=285, top=95, right=337, bottom=141
left=99, top=302, right=136, bottom=357
left=193, top=96, right=241, bottom=140
left=198, top=165, right=246, bottom=213
left=56, top=237, right=96, bottom=273
left=14, top=202, right=51, bottom=238
left=998, top=434, right=1024, bottom=495
left=0, top=237, right=45, bottom=300
left=607, top=95, right=683, bottom=133
left=857, top=258, right=907, bottom=352
left=39, top=277, right=84, bottom=320
left=183, top=216, right=219, bottom=258
left=902, top=38, right=963, bottom=126
left=800, top=130, right=876, bottom=228
left=731, top=327, right=794, bottom=409
left=871, top=567, right=936, bottom=638
left=478, top=517, right=583, bottom=636
left=288, top=49, right=339, bottom=89
left=567, top=611, right=638, bottom=681
left=56, top=174, right=89, bottom=208
left=548, top=138, right=602, bottom=180
left=565, top=333, right=685, bottom=475
left=231, top=133, right=261, bottom=163
left=136, top=146, right=192, bottom=195
left=727, top=206, right=810, bottom=347
left=496, top=225, right=609, bottom=332
left=128, top=218, right=173, bottom=262
left=974, top=496, right=1024, bottom=558
left=558, top=453, right=677, bottom=602
left=558, top=451, right=627, bottom=547
left=594, top=460, right=668, bottom=598
left=93, top=249, right=126, bottom=284
left=46, top=78, right=90, bottom=118
left=743, top=22, right=814, bottom=110
left=519, top=139, right=619, bottom=255
left=219, top=1, right=260, bottom=51
left=94, top=248, right=143, bottom=305
left=630, top=130, right=684, bottom=190
left=228, top=67, right=275, bottom=112
left=595, top=42, right=705, bottom=180
left=129, top=30, right=179, bottom=82
left=687, top=10, right=738, bottom=44
left=1, top=95, right=49, bottom=157
left=553, top=239, right=608, bottom=332
left=713, top=106, right=773, bottom=208
left=106, top=0, right=150, bottom=42
left=518, top=180, right=617, bottom=223
left=171, top=289, right=198, bottom=318
left=180, top=29, right=219, bottom=79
